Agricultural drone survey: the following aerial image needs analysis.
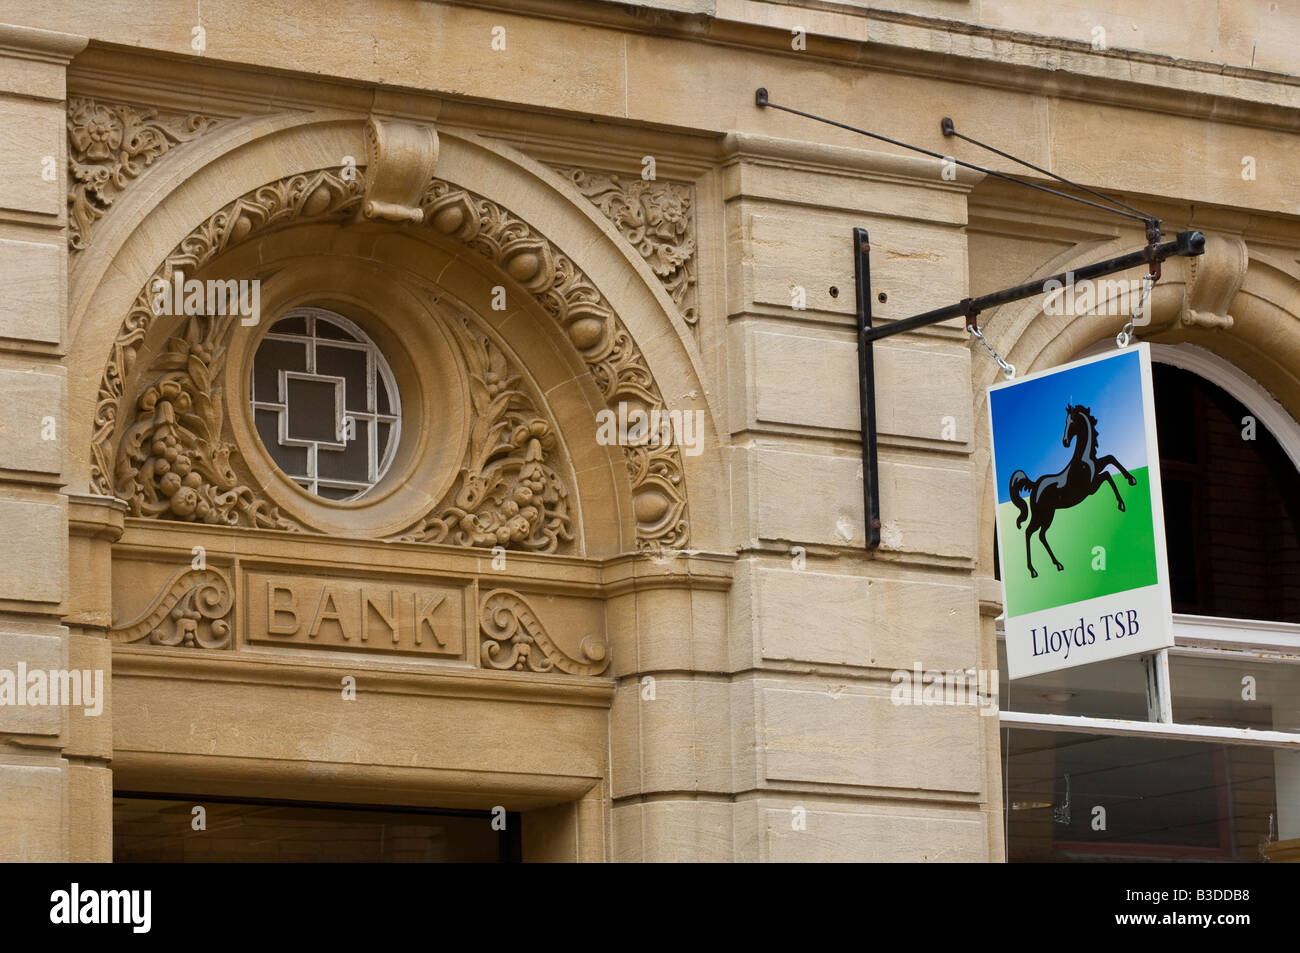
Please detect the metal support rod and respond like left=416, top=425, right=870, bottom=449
left=756, top=88, right=1157, bottom=228
left=862, top=230, right=1205, bottom=345
left=940, top=116, right=1158, bottom=224
left=854, top=228, right=1205, bottom=549
left=853, top=228, right=881, bottom=548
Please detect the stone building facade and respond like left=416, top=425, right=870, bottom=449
left=0, top=1, right=1297, bottom=861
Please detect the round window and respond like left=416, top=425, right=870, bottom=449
left=249, top=307, right=401, bottom=502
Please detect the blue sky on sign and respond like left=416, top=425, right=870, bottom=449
left=991, top=349, right=1148, bottom=504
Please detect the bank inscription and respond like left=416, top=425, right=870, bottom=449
left=246, top=571, right=467, bottom=657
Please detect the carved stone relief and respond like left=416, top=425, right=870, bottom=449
left=90, top=159, right=691, bottom=551
left=420, top=178, right=690, bottom=550
left=394, top=318, right=573, bottom=552
left=109, top=567, right=233, bottom=649
left=479, top=589, right=609, bottom=675
left=92, top=167, right=366, bottom=521
left=555, top=167, right=697, bottom=328
left=68, top=97, right=222, bottom=252
left=114, top=313, right=298, bottom=529
left=1179, top=233, right=1248, bottom=331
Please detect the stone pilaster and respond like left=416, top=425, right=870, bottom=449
left=0, top=23, right=88, bottom=861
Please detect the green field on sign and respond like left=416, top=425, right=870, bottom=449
left=998, top=466, right=1158, bottom=618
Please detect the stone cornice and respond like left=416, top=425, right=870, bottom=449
left=720, top=131, right=984, bottom=189
left=112, top=646, right=617, bottom=703
left=0, top=23, right=87, bottom=63
left=446, top=0, right=1300, bottom=128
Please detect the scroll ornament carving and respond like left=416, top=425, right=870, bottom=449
left=109, top=567, right=233, bottom=649
left=68, top=97, right=221, bottom=251
left=479, top=589, right=608, bottom=676
left=560, top=169, right=697, bottom=326
left=114, top=314, right=297, bottom=529
left=397, top=322, right=573, bottom=552
left=361, top=117, right=438, bottom=223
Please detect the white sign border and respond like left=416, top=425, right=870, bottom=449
left=987, top=342, right=1174, bottom=679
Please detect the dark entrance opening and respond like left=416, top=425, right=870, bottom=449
left=113, top=793, right=521, bottom=862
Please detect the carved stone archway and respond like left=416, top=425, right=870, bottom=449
left=89, top=165, right=691, bottom=552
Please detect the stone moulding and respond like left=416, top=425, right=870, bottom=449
left=479, top=589, right=608, bottom=676
left=68, top=97, right=222, bottom=252
left=109, top=566, right=233, bottom=649
left=91, top=162, right=690, bottom=551
left=556, top=167, right=697, bottom=328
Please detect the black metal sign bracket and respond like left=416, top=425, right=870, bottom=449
left=854, top=228, right=1206, bottom=550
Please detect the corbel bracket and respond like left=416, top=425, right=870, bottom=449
left=361, top=117, right=439, bottom=224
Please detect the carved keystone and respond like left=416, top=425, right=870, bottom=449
left=362, top=118, right=438, bottom=223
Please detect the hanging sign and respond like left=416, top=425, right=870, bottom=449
left=988, top=344, right=1173, bottom=679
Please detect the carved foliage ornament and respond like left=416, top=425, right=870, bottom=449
left=114, top=313, right=296, bottom=529
left=68, top=97, right=221, bottom=252
left=109, top=567, right=233, bottom=649
left=93, top=166, right=690, bottom=551
left=91, top=167, right=366, bottom=507
left=396, top=319, right=573, bottom=552
left=421, top=178, right=689, bottom=550
left=559, top=168, right=697, bottom=327
left=479, top=589, right=608, bottom=675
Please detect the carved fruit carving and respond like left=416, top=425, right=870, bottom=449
left=396, top=321, right=573, bottom=552
left=114, top=314, right=296, bottom=529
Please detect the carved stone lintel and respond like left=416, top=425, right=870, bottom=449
left=362, top=118, right=438, bottom=224
left=68, top=98, right=221, bottom=252
left=479, top=589, right=608, bottom=675
left=1180, top=233, right=1247, bottom=331
left=109, top=567, right=233, bottom=649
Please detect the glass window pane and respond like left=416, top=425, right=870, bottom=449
left=271, top=315, right=307, bottom=335
left=251, top=339, right=306, bottom=401
left=250, top=309, right=400, bottom=501
left=1004, top=729, right=1278, bottom=862
left=1154, top=362, right=1300, bottom=622
left=317, top=419, right=370, bottom=483
left=285, top=378, right=339, bottom=443
left=1170, top=653, right=1300, bottom=733
left=255, top=409, right=307, bottom=476
left=314, top=318, right=356, bottom=341
left=316, top=344, right=368, bottom=412
left=998, top=638, right=1150, bottom=721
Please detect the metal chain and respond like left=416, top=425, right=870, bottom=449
left=1116, top=273, right=1156, bottom=348
left=969, top=323, right=1015, bottom=379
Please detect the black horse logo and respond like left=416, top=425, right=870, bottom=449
left=1008, top=404, right=1136, bottom=578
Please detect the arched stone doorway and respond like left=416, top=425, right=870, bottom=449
left=62, top=114, right=730, bottom=861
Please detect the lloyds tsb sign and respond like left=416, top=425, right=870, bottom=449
left=988, top=345, right=1174, bottom=678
